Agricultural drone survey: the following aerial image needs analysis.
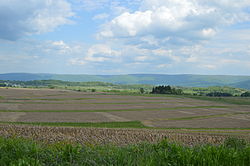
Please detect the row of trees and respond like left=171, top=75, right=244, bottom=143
left=206, top=91, right=250, bottom=97
left=241, top=91, right=250, bottom=97
left=149, top=85, right=250, bottom=97
left=151, top=85, right=183, bottom=95
left=206, top=92, right=233, bottom=97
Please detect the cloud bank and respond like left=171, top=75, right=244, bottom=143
left=0, top=0, right=74, bottom=40
left=98, top=0, right=250, bottom=46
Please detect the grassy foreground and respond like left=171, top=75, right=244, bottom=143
left=0, top=137, right=249, bottom=166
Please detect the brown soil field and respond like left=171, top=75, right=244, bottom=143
left=0, top=88, right=249, bottom=129
left=0, top=125, right=249, bottom=146
left=151, top=116, right=250, bottom=128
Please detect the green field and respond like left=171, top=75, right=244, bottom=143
left=0, top=137, right=249, bottom=166
left=0, top=121, right=146, bottom=128
left=1, top=121, right=250, bottom=131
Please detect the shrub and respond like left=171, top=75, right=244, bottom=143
left=241, top=92, right=250, bottom=97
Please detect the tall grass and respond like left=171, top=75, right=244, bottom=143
left=0, top=137, right=249, bottom=166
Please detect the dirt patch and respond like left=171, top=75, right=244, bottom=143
left=95, top=112, right=130, bottom=122
left=110, top=108, right=231, bottom=121
left=0, top=112, right=26, bottom=121
left=150, top=116, right=250, bottom=128
left=15, top=112, right=114, bottom=123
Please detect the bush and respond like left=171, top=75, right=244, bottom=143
left=48, top=85, right=55, bottom=89
left=241, top=92, right=250, bottom=97
left=139, top=88, right=145, bottom=94
left=224, top=137, right=247, bottom=149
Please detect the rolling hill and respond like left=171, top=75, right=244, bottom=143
left=0, top=73, right=250, bottom=89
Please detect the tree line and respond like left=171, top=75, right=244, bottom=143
left=151, top=85, right=183, bottom=95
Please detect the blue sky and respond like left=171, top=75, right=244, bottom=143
left=0, top=0, right=250, bottom=75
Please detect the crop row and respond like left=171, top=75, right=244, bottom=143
left=1, top=124, right=248, bottom=146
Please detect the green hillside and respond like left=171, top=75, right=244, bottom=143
left=0, top=73, right=250, bottom=89
left=230, top=80, right=250, bottom=90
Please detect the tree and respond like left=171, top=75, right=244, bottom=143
left=139, top=88, right=145, bottom=94
left=241, top=91, right=250, bottom=97
left=151, top=85, right=183, bottom=95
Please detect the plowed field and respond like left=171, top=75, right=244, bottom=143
left=0, top=88, right=249, bottom=144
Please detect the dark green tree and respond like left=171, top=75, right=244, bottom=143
left=139, top=88, right=145, bottom=94
left=241, top=91, right=250, bottom=97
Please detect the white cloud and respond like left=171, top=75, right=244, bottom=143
left=51, top=41, right=71, bottom=54
left=98, top=0, right=250, bottom=46
left=157, top=64, right=172, bottom=68
left=101, top=10, right=152, bottom=37
left=69, top=58, right=86, bottom=65
left=202, top=28, right=216, bottom=38
left=152, top=49, right=181, bottom=62
left=0, top=0, right=74, bottom=40
left=186, top=55, right=198, bottom=63
left=199, top=64, right=217, bottom=70
left=93, top=13, right=109, bottom=20
left=220, top=59, right=241, bottom=64
left=84, top=44, right=121, bottom=62
left=134, top=55, right=148, bottom=61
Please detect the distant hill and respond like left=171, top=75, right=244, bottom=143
left=230, top=80, right=250, bottom=90
left=0, top=73, right=250, bottom=89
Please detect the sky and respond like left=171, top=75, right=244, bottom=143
left=0, top=0, right=250, bottom=75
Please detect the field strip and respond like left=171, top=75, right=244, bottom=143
left=0, top=121, right=250, bottom=134
left=95, top=112, right=130, bottom=121
left=0, top=101, right=187, bottom=104
left=108, top=93, right=187, bottom=98
left=149, top=112, right=250, bottom=121
left=0, top=121, right=146, bottom=128
left=227, top=114, right=250, bottom=121
left=186, top=96, right=250, bottom=105
left=0, top=112, right=26, bottom=121
left=0, top=106, right=228, bottom=112
left=7, top=97, right=96, bottom=101
left=178, top=111, right=195, bottom=114
left=3, top=97, right=186, bottom=101
left=16, top=94, right=67, bottom=98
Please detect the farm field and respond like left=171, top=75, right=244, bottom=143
left=0, top=88, right=249, bottom=145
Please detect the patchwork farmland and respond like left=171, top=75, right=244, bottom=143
left=0, top=88, right=249, bottom=145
